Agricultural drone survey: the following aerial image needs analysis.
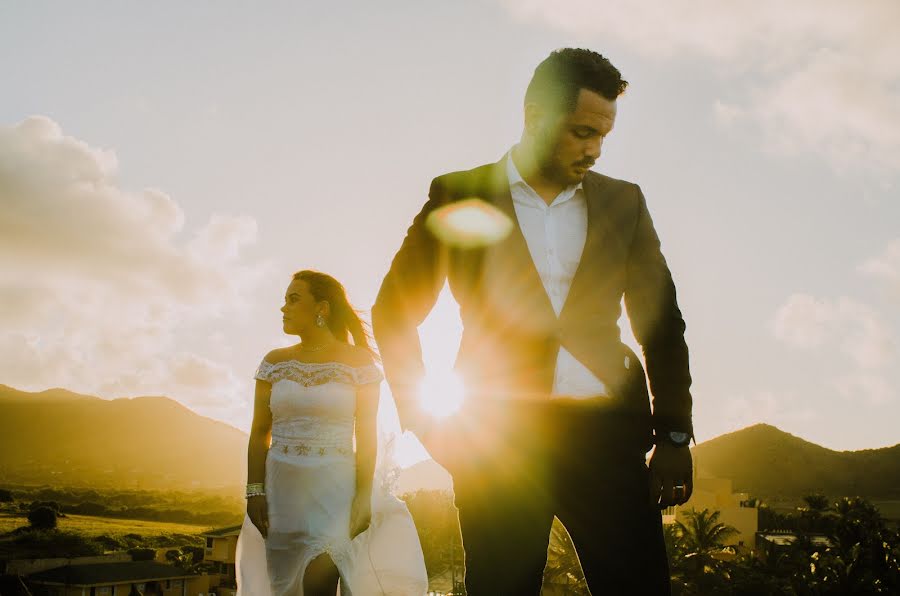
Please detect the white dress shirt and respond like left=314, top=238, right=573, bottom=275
left=507, top=151, right=608, bottom=398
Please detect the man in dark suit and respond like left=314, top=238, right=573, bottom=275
left=373, top=48, right=694, bottom=595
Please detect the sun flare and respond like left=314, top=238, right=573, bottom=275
left=417, top=368, right=465, bottom=419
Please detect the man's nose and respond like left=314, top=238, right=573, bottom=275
left=586, top=138, right=603, bottom=160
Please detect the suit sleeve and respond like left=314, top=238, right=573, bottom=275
left=372, top=177, right=449, bottom=431
left=623, top=185, right=694, bottom=440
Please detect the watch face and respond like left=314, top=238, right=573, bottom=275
left=669, top=432, right=690, bottom=446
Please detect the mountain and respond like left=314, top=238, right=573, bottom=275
left=2, top=384, right=898, bottom=500
left=0, top=385, right=247, bottom=490
left=692, top=423, right=900, bottom=501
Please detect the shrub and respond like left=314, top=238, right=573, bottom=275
left=128, top=547, right=157, bottom=561
left=27, top=506, right=58, bottom=530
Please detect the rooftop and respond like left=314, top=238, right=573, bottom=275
left=28, top=562, right=197, bottom=587
left=202, top=524, right=242, bottom=538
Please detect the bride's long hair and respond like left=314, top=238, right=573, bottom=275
left=293, top=270, right=378, bottom=361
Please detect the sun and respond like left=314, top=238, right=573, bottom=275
left=416, top=284, right=465, bottom=419
left=417, top=368, right=465, bottom=419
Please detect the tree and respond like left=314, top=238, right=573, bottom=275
left=671, top=508, right=739, bottom=595
left=27, top=506, right=58, bottom=530
left=543, top=518, right=589, bottom=595
left=28, top=500, right=61, bottom=514
left=798, top=494, right=832, bottom=534
left=789, top=497, right=900, bottom=595
left=402, top=490, right=463, bottom=581
left=128, top=547, right=156, bottom=561
left=675, top=508, right=739, bottom=560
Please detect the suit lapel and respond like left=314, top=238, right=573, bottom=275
left=559, top=172, right=613, bottom=320
left=480, top=157, right=558, bottom=327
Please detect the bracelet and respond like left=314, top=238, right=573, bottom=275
left=245, top=483, right=266, bottom=499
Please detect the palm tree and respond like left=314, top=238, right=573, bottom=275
left=543, top=517, right=589, bottom=595
left=799, top=494, right=832, bottom=533
left=673, top=508, right=739, bottom=593
left=675, top=508, right=739, bottom=559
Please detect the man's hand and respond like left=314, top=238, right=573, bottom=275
left=648, top=442, right=693, bottom=509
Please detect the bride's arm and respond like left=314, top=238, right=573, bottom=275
left=354, top=381, right=379, bottom=500
left=246, top=378, right=273, bottom=536
left=351, top=380, right=378, bottom=537
left=248, top=378, right=273, bottom=486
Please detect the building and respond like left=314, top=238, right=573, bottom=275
left=200, top=525, right=242, bottom=596
left=662, top=476, right=759, bottom=554
left=756, top=531, right=835, bottom=563
left=25, top=560, right=209, bottom=596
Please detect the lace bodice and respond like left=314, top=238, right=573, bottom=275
left=255, top=360, right=383, bottom=460
left=255, top=359, right=383, bottom=387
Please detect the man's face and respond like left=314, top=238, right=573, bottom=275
left=531, top=88, right=617, bottom=186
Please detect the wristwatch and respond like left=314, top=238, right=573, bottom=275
left=658, top=431, right=692, bottom=448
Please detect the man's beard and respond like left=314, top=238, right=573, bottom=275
left=538, top=151, right=584, bottom=186
left=534, top=130, right=587, bottom=186
left=534, top=136, right=569, bottom=185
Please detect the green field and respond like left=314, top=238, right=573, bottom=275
left=0, top=511, right=212, bottom=537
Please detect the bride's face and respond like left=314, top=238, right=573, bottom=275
left=280, top=279, right=321, bottom=335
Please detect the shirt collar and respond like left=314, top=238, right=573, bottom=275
left=506, top=148, right=583, bottom=207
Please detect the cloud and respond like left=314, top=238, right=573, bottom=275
left=773, top=294, right=892, bottom=367
left=500, top=0, right=900, bottom=173
left=860, top=238, right=900, bottom=293
left=772, top=293, right=835, bottom=349
left=721, top=390, right=815, bottom=435
left=835, top=371, right=892, bottom=406
left=0, top=116, right=268, bottom=410
left=773, top=292, right=895, bottom=404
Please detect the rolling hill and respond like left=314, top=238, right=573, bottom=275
left=2, top=385, right=898, bottom=502
left=0, top=384, right=246, bottom=490
left=692, top=423, right=900, bottom=500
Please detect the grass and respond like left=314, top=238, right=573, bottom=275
left=0, top=511, right=211, bottom=537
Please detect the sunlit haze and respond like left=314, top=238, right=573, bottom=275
left=2, top=1, right=898, bottom=457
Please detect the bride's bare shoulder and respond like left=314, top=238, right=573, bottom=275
left=338, top=344, right=375, bottom=369
left=262, top=345, right=298, bottom=364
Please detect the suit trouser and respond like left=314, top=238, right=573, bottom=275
left=439, top=400, right=671, bottom=596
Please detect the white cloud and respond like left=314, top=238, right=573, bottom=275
left=721, top=390, right=815, bottom=435
left=773, top=292, right=895, bottom=404
left=500, top=0, right=900, bottom=173
left=835, top=371, right=892, bottom=406
left=860, top=238, right=900, bottom=293
left=0, top=116, right=269, bottom=410
left=772, top=293, right=835, bottom=349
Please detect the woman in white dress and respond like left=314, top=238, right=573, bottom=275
left=235, top=270, right=427, bottom=596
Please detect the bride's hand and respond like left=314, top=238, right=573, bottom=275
left=247, top=495, right=269, bottom=539
left=350, top=494, right=372, bottom=538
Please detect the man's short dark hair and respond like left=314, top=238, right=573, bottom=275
left=525, top=48, right=628, bottom=114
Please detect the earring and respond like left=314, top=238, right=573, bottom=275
left=316, top=314, right=326, bottom=328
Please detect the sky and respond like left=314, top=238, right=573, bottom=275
left=1, top=0, right=898, bottom=456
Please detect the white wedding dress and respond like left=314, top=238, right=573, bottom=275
left=235, top=360, right=428, bottom=595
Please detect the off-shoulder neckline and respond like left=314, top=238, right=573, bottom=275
left=259, top=359, right=377, bottom=371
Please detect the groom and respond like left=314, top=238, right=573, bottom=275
left=373, top=48, right=694, bottom=595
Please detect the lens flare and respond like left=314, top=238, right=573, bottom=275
left=417, top=369, right=465, bottom=419
left=425, top=198, right=513, bottom=248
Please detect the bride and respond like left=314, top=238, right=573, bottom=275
left=235, top=270, right=428, bottom=595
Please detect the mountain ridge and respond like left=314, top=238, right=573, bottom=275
left=2, top=385, right=898, bottom=500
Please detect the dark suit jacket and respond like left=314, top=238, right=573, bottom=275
left=372, top=157, right=693, bottom=450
